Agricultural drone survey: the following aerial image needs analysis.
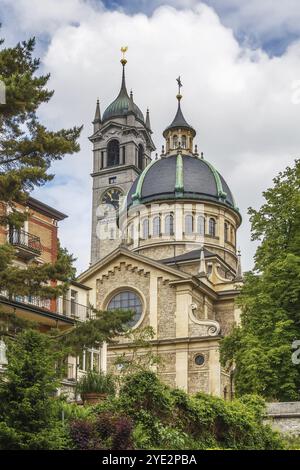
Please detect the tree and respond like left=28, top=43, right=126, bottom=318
left=221, top=160, right=300, bottom=400
left=0, top=34, right=81, bottom=297
left=0, top=329, right=68, bottom=449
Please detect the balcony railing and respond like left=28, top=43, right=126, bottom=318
left=9, top=228, right=42, bottom=258
left=0, top=292, right=92, bottom=322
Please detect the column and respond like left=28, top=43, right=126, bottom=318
left=149, top=273, right=158, bottom=339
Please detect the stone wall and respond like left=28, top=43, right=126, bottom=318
left=157, top=278, right=176, bottom=339
left=265, top=402, right=300, bottom=436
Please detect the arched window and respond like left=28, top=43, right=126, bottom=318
left=224, top=222, right=229, bottom=242
left=107, top=139, right=120, bottom=167
left=185, top=214, right=193, bottom=235
left=165, top=214, right=174, bottom=235
left=231, top=226, right=235, bottom=245
left=138, top=144, right=144, bottom=170
left=209, top=218, right=216, bottom=237
left=153, top=216, right=161, bottom=237
left=108, top=290, right=143, bottom=328
left=197, top=216, right=205, bottom=236
left=181, top=135, right=187, bottom=149
left=128, top=224, right=134, bottom=242
left=173, top=135, right=178, bottom=148
left=142, top=218, right=149, bottom=239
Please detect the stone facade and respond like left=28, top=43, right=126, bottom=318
left=79, top=60, right=243, bottom=397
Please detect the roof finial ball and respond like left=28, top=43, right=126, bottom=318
left=120, top=46, right=128, bottom=66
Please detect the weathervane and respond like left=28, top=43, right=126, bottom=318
left=176, top=75, right=182, bottom=100
left=120, top=46, right=128, bottom=65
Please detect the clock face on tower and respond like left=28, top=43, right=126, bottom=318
left=101, top=188, right=123, bottom=211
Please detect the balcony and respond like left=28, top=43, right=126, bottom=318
left=9, top=228, right=42, bottom=259
left=0, top=292, right=92, bottom=323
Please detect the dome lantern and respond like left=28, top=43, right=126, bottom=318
left=163, top=76, right=196, bottom=155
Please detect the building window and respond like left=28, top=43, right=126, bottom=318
left=79, top=348, right=101, bottom=372
left=70, top=290, right=78, bottom=317
left=138, top=144, right=144, bottom=170
left=107, top=290, right=143, bottom=328
left=142, top=218, right=149, bottom=239
left=109, top=228, right=115, bottom=240
left=107, top=139, right=120, bottom=167
left=197, top=216, right=205, bottom=236
left=153, top=216, right=161, bottom=237
left=128, top=224, right=134, bottom=242
left=181, top=135, right=187, bottom=148
left=122, top=146, right=126, bottom=165
left=173, top=135, right=178, bottom=148
left=209, top=218, right=216, bottom=237
left=101, top=151, right=104, bottom=169
left=231, top=226, right=235, bottom=245
left=224, top=222, right=229, bottom=242
left=194, top=354, right=205, bottom=366
left=185, top=214, right=193, bottom=235
left=165, top=214, right=174, bottom=235
left=109, top=176, right=117, bottom=184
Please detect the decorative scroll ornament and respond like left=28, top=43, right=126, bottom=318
left=189, top=303, right=221, bottom=337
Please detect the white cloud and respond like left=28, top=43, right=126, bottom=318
left=2, top=1, right=300, bottom=273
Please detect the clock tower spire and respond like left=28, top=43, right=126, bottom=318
left=89, top=49, right=155, bottom=264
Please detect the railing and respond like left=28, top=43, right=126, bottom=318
left=9, top=228, right=42, bottom=254
left=0, top=292, right=92, bottom=322
left=56, top=297, right=92, bottom=321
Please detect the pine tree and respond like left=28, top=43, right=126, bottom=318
left=0, top=34, right=81, bottom=297
left=221, top=160, right=300, bottom=400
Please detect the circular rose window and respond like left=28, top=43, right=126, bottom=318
left=194, top=354, right=205, bottom=366
left=107, top=290, right=143, bottom=328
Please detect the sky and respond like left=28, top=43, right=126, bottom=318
left=1, top=0, right=300, bottom=274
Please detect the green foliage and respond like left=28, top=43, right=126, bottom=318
left=57, top=308, right=134, bottom=356
left=0, top=329, right=68, bottom=449
left=76, top=370, right=116, bottom=396
left=54, top=400, right=92, bottom=421
left=283, top=435, right=300, bottom=450
left=221, top=160, right=300, bottom=401
left=119, top=370, right=173, bottom=420
left=113, top=326, right=162, bottom=377
left=85, top=370, right=283, bottom=450
left=0, top=33, right=81, bottom=300
left=0, top=36, right=82, bottom=215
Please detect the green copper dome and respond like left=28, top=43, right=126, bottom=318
left=102, top=64, right=144, bottom=123
left=124, top=153, right=240, bottom=221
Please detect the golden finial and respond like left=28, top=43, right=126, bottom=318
left=120, top=46, right=128, bottom=65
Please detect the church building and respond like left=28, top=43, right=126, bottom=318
left=78, top=52, right=243, bottom=398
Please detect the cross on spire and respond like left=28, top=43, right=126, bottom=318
left=176, top=76, right=182, bottom=96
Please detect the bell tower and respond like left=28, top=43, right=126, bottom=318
left=90, top=48, right=155, bottom=264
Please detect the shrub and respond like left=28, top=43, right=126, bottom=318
left=119, top=370, right=173, bottom=419
left=76, top=371, right=116, bottom=396
left=69, top=412, right=134, bottom=450
left=111, top=415, right=134, bottom=450
left=69, top=418, right=100, bottom=450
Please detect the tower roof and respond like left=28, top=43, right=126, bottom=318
left=102, top=59, right=144, bottom=124
left=163, top=76, right=196, bottom=137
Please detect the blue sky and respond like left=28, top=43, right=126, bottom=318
left=101, top=0, right=300, bottom=56
left=1, top=0, right=300, bottom=274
